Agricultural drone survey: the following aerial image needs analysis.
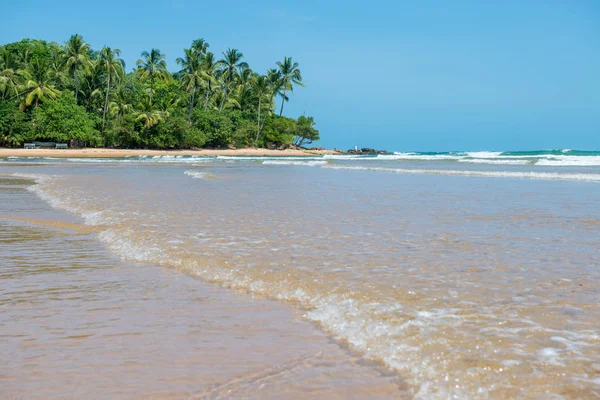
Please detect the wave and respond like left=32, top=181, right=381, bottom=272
left=322, top=165, right=600, bottom=182
left=534, top=156, right=600, bottom=167
left=184, top=170, right=208, bottom=179
left=458, top=159, right=531, bottom=165
left=216, top=155, right=322, bottom=161
left=262, top=160, right=328, bottom=166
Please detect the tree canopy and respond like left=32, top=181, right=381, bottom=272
left=0, top=35, right=319, bottom=149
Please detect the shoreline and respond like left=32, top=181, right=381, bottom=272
left=0, top=147, right=341, bottom=159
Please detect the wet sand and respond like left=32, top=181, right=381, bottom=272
left=0, top=147, right=339, bottom=158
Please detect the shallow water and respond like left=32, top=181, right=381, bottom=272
left=0, top=176, right=405, bottom=399
left=1, top=155, right=599, bottom=399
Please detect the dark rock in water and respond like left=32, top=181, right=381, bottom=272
left=346, top=148, right=392, bottom=155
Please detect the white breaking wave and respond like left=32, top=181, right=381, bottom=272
left=322, top=154, right=365, bottom=160
left=262, top=160, right=327, bottom=166
left=464, top=151, right=503, bottom=158
left=7, top=156, right=217, bottom=164
left=322, top=165, right=600, bottom=182
left=216, top=155, right=322, bottom=161
left=184, top=170, right=207, bottom=179
left=388, top=154, right=464, bottom=161
left=535, top=156, right=600, bottom=167
left=458, top=159, right=531, bottom=165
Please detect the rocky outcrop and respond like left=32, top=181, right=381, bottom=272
left=346, top=148, right=392, bottom=155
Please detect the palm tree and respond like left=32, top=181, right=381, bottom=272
left=79, top=58, right=104, bottom=112
left=267, top=68, right=283, bottom=112
left=62, top=34, right=91, bottom=101
left=109, top=83, right=133, bottom=124
left=0, top=50, right=22, bottom=99
left=191, top=38, right=209, bottom=57
left=99, top=47, right=125, bottom=135
left=135, top=96, right=165, bottom=128
left=135, top=49, right=168, bottom=106
left=218, top=48, right=248, bottom=111
left=276, top=57, right=304, bottom=116
left=176, top=48, right=203, bottom=119
left=200, top=52, right=219, bottom=110
left=19, top=59, right=60, bottom=127
left=252, top=75, right=271, bottom=145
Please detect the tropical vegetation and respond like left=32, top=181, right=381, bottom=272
left=0, top=36, right=319, bottom=149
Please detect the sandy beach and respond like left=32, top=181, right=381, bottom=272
left=0, top=147, right=339, bottom=158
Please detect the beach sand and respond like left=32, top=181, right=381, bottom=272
left=0, top=147, right=339, bottom=158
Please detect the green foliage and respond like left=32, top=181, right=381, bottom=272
left=294, top=115, right=320, bottom=147
left=35, top=91, right=98, bottom=145
left=0, top=100, right=29, bottom=146
left=193, top=109, right=234, bottom=148
left=4, top=39, right=57, bottom=69
left=260, top=116, right=296, bottom=148
left=0, top=35, right=320, bottom=149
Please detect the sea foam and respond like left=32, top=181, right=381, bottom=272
left=321, top=165, right=600, bottom=181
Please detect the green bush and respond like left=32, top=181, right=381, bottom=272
left=0, top=100, right=30, bottom=147
left=35, top=91, right=99, bottom=145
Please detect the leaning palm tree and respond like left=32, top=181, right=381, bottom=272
left=176, top=48, right=203, bottom=119
left=217, top=48, right=248, bottom=111
left=135, top=48, right=168, bottom=106
left=276, top=57, right=304, bottom=116
left=99, top=47, right=125, bottom=135
left=19, top=59, right=60, bottom=127
left=62, top=34, right=91, bottom=100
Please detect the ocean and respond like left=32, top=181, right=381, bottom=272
left=1, top=149, right=599, bottom=399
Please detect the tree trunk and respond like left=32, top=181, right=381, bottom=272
left=203, top=90, right=210, bottom=110
left=75, top=68, right=79, bottom=101
left=255, top=97, right=261, bottom=146
left=189, top=88, right=195, bottom=120
left=150, top=75, right=154, bottom=106
left=102, top=69, right=110, bottom=136
left=219, top=75, right=230, bottom=111
left=32, top=99, right=39, bottom=129
left=279, top=88, right=287, bottom=116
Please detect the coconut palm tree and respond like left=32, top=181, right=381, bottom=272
left=135, top=48, right=168, bottom=106
left=19, top=59, right=60, bottom=127
left=0, top=49, right=22, bottom=99
left=267, top=68, right=283, bottom=112
left=200, top=52, right=219, bottom=110
left=218, top=48, right=248, bottom=111
left=276, top=57, right=304, bottom=116
left=176, top=48, right=203, bottom=119
left=79, top=58, right=104, bottom=112
left=109, top=83, right=133, bottom=124
left=191, top=38, right=209, bottom=57
left=99, top=47, right=125, bottom=135
left=135, top=96, right=165, bottom=128
left=62, top=34, right=91, bottom=101
left=252, top=75, right=271, bottom=145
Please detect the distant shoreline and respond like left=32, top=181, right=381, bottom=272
left=0, top=147, right=342, bottom=159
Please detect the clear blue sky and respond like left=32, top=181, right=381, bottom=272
left=2, top=0, right=599, bottom=151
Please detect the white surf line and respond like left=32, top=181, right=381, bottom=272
left=322, top=165, right=600, bottom=182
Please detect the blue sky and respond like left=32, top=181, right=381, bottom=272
left=2, top=0, right=599, bottom=151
